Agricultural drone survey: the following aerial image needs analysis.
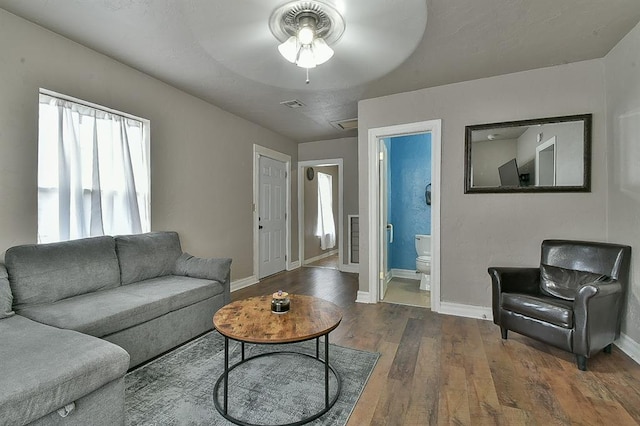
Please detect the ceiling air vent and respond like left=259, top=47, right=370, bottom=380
left=330, top=118, right=358, bottom=130
left=280, top=99, right=306, bottom=108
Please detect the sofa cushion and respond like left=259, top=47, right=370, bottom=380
left=0, top=315, right=129, bottom=426
left=116, top=231, right=182, bottom=285
left=540, top=263, right=608, bottom=301
left=17, top=275, right=223, bottom=337
left=5, top=236, right=121, bottom=308
left=502, top=292, right=574, bottom=328
left=0, top=264, right=14, bottom=319
left=174, top=252, right=232, bottom=283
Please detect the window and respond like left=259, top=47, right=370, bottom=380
left=315, top=172, right=336, bottom=250
left=38, top=90, right=150, bottom=243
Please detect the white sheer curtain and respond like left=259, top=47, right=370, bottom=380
left=315, top=172, right=336, bottom=250
left=38, top=93, right=150, bottom=243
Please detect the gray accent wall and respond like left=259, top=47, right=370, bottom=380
left=299, top=137, right=358, bottom=268
left=0, top=9, right=299, bottom=280
left=605, top=20, right=640, bottom=344
left=359, top=59, right=607, bottom=308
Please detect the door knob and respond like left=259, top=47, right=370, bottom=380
left=259, top=225, right=263, bottom=229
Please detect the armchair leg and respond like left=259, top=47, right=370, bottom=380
left=500, top=327, right=508, bottom=340
left=576, top=355, right=587, bottom=371
left=603, top=344, right=613, bottom=354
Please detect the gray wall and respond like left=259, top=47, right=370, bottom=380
left=0, top=9, right=299, bottom=280
left=299, top=137, right=358, bottom=267
left=605, top=20, right=640, bottom=343
left=303, top=165, right=339, bottom=261
left=472, top=139, right=517, bottom=187
left=359, top=59, right=607, bottom=307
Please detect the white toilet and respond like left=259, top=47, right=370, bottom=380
left=415, top=234, right=431, bottom=291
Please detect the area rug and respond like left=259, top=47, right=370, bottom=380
left=125, top=331, right=379, bottom=425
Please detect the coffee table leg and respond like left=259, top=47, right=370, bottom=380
left=241, top=342, right=245, bottom=361
left=224, top=336, right=229, bottom=415
left=316, top=338, right=320, bottom=359
left=325, top=333, right=329, bottom=408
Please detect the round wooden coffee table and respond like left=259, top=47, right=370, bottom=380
left=212, top=294, right=343, bottom=426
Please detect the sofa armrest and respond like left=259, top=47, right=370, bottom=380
left=174, top=253, right=232, bottom=303
left=573, top=280, right=623, bottom=357
left=488, top=267, right=540, bottom=325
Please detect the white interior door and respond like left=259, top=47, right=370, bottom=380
left=379, top=139, right=390, bottom=299
left=259, top=156, right=286, bottom=278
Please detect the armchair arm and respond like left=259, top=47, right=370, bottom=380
left=488, top=267, right=540, bottom=325
left=174, top=253, right=232, bottom=303
left=573, top=280, right=623, bottom=357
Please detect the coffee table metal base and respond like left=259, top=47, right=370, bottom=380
left=213, top=334, right=342, bottom=426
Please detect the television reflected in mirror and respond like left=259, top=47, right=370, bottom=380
left=464, top=114, right=591, bottom=193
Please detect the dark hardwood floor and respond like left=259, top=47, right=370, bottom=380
left=233, top=267, right=640, bottom=425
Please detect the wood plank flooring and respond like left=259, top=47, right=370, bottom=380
left=232, top=267, right=640, bottom=426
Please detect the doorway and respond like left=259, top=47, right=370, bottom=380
left=297, top=159, right=344, bottom=271
left=366, top=120, right=442, bottom=312
left=253, top=145, right=292, bottom=280
left=380, top=133, right=433, bottom=308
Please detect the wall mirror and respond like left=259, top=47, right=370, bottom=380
left=464, top=114, right=592, bottom=193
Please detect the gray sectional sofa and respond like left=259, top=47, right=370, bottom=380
left=0, top=231, right=231, bottom=425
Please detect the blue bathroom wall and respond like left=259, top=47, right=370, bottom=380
left=389, top=133, right=432, bottom=270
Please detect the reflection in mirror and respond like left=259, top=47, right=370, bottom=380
left=464, top=114, right=591, bottom=193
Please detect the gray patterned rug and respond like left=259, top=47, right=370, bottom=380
left=125, top=331, right=379, bottom=425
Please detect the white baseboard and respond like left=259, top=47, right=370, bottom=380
left=339, top=264, right=359, bottom=274
left=615, top=333, right=640, bottom=364
left=303, top=249, right=338, bottom=265
left=230, top=275, right=258, bottom=292
left=287, top=260, right=301, bottom=270
left=391, top=268, right=420, bottom=280
left=438, top=302, right=493, bottom=321
left=356, top=290, right=373, bottom=304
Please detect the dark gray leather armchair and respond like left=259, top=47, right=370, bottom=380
left=489, top=240, right=631, bottom=371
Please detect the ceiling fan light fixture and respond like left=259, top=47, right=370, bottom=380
left=269, top=1, right=345, bottom=76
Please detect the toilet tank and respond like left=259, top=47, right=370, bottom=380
left=415, top=234, right=431, bottom=256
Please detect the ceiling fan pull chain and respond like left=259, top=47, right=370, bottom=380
left=306, top=67, right=310, bottom=84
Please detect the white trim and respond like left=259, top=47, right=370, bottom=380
left=297, top=159, right=344, bottom=272
left=367, top=120, right=442, bottom=312
left=438, top=302, right=493, bottom=321
left=230, top=275, right=259, bottom=292
left=615, top=333, right=640, bottom=365
left=303, top=249, right=338, bottom=265
left=287, top=260, right=301, bottom=270
left=339, top=264, right=359, bottom=274
left=391, top=268, right=420, bottom=280
left=356, top=290, right=374, bottom=304
left=253, top=145, right=292, bottom=279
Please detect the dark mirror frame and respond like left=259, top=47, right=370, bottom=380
left=464, top=114, right=592, bottom=194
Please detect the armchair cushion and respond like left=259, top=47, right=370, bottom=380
left=502, top=293, right=574, bottom=328
left=539, top=264, right=608, bottom=301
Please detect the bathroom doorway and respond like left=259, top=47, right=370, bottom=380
left=379, top=133, right=432, bottom=308
left=366, top=119, right=442, bottom=312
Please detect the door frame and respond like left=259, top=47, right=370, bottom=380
left=297, top=158, right=344, bottom=269
left=366, top=120, right=442, bottom=312
left=253, top=144, right=292, bottom=279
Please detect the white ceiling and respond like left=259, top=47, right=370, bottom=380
left=1, top=0, right=640, bottom=143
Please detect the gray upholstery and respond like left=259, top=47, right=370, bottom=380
left=175, top=252, right=232, bottom=283
left=489, top=239, right=631, bottom=371
left=0, top=315, right=129, bottom=426
left=0, top=264, right=14, bottom=319
left=5, top=236, right=120, bottom=308
left=1, top=230, right=231, bottom=423
left=17, top=275, right=223, bottom=338
left=116, top=231, right=182, bottom=285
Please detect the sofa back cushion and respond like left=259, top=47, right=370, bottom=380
left=539, top=263, right=608, bottom=301
left=5, top=236, right=120, bottom=308
left=116, top=231, right=182, bottom=285
left=0, top=264, right=14, bottom=318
